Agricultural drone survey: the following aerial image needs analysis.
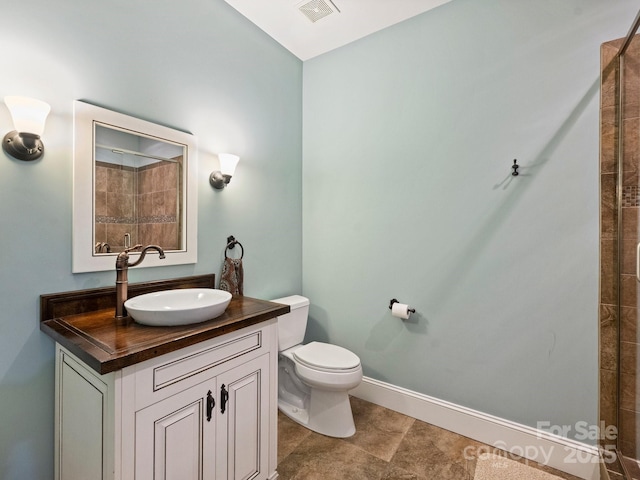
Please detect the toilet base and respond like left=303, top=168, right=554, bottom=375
left=278, top=388, right=356, bottom=438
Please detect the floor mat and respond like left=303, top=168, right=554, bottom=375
left=474, top=453, right=563, bottom=480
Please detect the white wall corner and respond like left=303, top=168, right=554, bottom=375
left=350, top=377, right=602, bottom=480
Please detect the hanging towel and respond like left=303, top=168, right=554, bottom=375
left=219, top=257, right=244, bottom=295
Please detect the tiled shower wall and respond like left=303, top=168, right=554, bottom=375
left=95, top=158, right=182, bottom=252
left=136, top=160, right=181, bottom=250
left=600, top=36, right=640, bottom=468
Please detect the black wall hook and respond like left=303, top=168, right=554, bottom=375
left=512, top=159, right=519, bottom=176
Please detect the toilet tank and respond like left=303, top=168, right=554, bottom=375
left=271, top=295, right=310, bottom=351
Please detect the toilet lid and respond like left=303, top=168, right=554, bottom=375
left=293, top=342, right=360, bottom=371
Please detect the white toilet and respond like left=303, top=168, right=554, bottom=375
left=272, top=295, right=363, bottom=438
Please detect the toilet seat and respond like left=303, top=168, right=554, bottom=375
left=292, top=341, right=361, bottom=373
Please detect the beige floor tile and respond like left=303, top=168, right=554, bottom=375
left=344, top=396, right=416, bottom=461
left=380, top=463, right=425, bottom=479
left=389, top=419, right=478, bottom=480
left=277, top=398, right=582, bottom=480
left=278, top=411, right=312, bottom=464
left=277, top=431, right=389, bottom=480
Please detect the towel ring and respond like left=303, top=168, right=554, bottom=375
left=225, top=238, right=244, bottom=259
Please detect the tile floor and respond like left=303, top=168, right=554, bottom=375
left=277, top=396, right=584, bottom=480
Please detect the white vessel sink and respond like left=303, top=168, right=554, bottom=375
left=125, top=288, right=232, bottom=326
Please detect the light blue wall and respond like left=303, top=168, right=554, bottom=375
left=0, top=1, right=301, bottom=478
left=302, top=0, right=637, bottom=441
left=2, top=0, right=638, bottom=477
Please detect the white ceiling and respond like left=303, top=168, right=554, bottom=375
left=223, top=0, right=453, bottom=61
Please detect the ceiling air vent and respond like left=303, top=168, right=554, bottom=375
left=297, top=0, right=337, bottom=23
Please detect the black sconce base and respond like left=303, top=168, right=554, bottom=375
left=2, top=131, right=44, bottom=161
left=209, top=171, right=232, bottom=189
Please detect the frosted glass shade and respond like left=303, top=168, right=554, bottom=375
left=4, top=96, right=51, bottom=136
left=218, top=153, right=239, bottom=176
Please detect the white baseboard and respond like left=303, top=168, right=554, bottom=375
left=350, top=376, right=602, bottom=480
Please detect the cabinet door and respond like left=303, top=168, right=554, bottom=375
left=136, top=379, right=217, bottom=480
left=216, top=354, right=270, bottom=480
left=57, top=349, right=114, bottom=480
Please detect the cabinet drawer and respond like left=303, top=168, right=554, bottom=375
left=133, top=322, right=275, bottom=408
left=153, top=330, right=262, bottom=391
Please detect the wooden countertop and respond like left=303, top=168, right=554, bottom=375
left=40, top=274, right=289, bottom=374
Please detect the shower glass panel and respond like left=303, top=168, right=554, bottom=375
left=618, top=28, right=640, bottom=477
left=602, top=10, right=640, bottom=479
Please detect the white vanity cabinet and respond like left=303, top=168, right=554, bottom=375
left=54, top=320, right=278, bottom=480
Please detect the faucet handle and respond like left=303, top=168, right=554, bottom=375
left=124, top=244, right=143, bottom=253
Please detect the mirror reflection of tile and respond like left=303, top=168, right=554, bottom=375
left=94, top=158, right=183, bottom=254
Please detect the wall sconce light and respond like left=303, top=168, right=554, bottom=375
left=210, top=153, right=240, bottom=189
left=2, top=96, right=51, bottom=161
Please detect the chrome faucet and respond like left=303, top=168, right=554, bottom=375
left=115, top=244, right=165, bottom=320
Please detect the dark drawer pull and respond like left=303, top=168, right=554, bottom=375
left=206, top=390, right=215, bottom=422
left=221, top=384, right=229, bottom=414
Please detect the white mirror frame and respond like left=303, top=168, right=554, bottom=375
left=72, top=101, right=198, bottom=273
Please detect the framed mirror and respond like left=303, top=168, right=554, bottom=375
left=73, top=101, right=198, bottom=273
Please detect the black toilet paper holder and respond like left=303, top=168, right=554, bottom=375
left=389, top=299, right=416, bottom=313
